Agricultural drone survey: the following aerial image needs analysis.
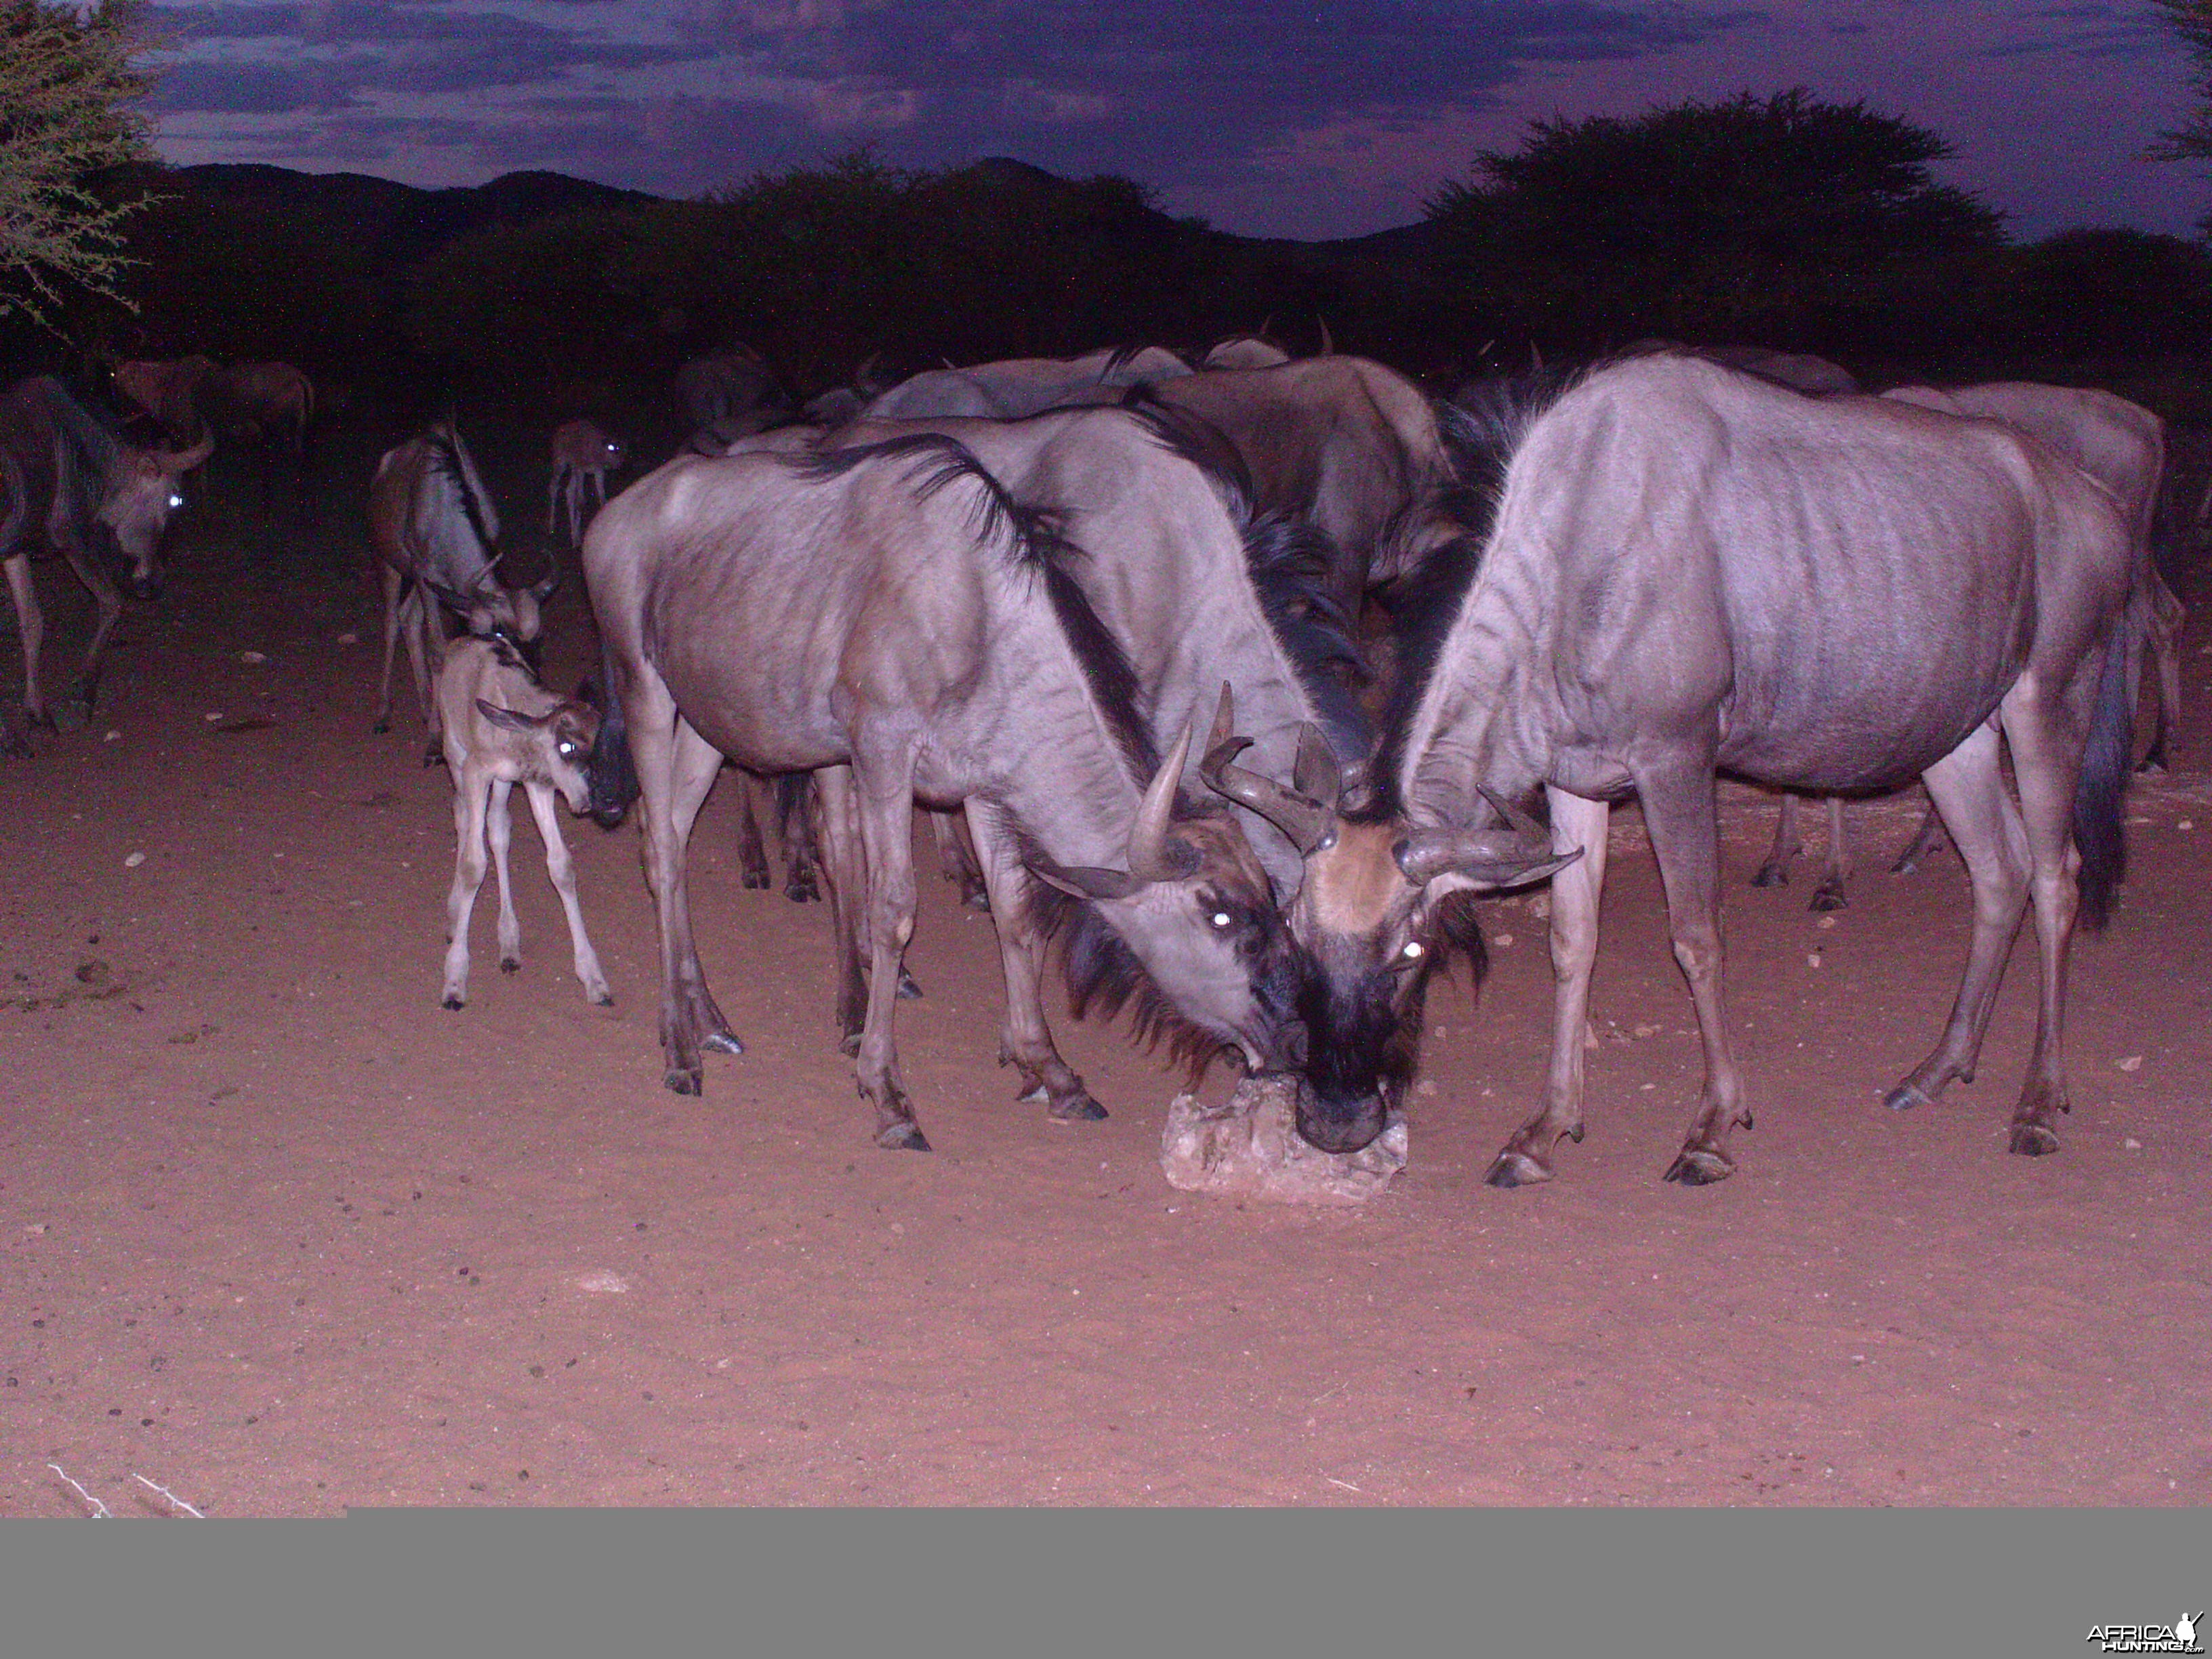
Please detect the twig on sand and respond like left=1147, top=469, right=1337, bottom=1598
left=49, top=1463, right=111, bottom=1517
left=132, top=1473, right=207, bottom=1517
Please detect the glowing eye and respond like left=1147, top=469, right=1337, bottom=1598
left=1210, top=911, right=1233, bottom=928
left=557, top=742, right=576, bottom=757
left=168, top=494, right=184, bottom=509
left=1401, top=941, right=1425, bottom=960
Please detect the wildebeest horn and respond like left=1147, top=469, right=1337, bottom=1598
left=1126, top=719, right=1194, bottom=883
left=424, top=578, right=474, bottom=618
left=161, top=431, right=214, bottom=472
left=529, top=567, right=561, bottom=603
left=1294, top=725, right=1341, bottom=813
left=1315, top=314, right=1334, bottom=356
left=1199, top=724, right=1336, bottom=858
left=1393, top=788, right=1581, bottom=887
left=1029, top=860, right=1143, bottom=903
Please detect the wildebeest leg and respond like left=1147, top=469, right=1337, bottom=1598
left=1488, top=787, right=1611, bottom=1188
left=373, top=565, right=405, bottom=733
left=1635, top=763, right=1751, bottom=1186
left=441, top=773, right=489, bottom=1008
left=523, top=778, right=611, bottom=1005
left=1753, top=792, right=1799, bottom=889
left=777, top=773, right=821, bottom=903
left=1883, top=724, right=2030, bottom=1116
left=2139, top=575, right=2184, bottom=773
left=735, top=771, right=773, bottom=889
left=1998, top=689, right=2093, bottom=1156
left=966, top=803, right=1106, bottom=1122
left=3, top=554, right=46, bottom=750
left=486, top=777, right=523, bottom=975
left=815, top=766, right=870, bottom=1051
left=928, top=806, right=990, bottom=912
left=544, top=468, right=564, bottom=540
left=1809, top=797, right=1851, bottom=912
left=1891, top=791, right=1952, bottom=876
left=402, top=588, right=445, bottom=763
left=848, top=755, right=930, bottom=1150
left=54, top=530, right=121, bottom=728
left=641, top=714, right=742, bottom=1093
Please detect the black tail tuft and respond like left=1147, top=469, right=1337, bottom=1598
left=2072, top=613, right=2136, bottom=932
left=583, top=636, right=640, bottom=828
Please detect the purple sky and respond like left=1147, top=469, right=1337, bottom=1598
left=144, top=1, right=2203, bottom=242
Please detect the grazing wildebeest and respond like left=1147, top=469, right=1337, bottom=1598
left=1237, top=352, right=2136, bottom=1182
left=368, top=422, right=554, bottom=762
left=788, top=402, right=1367, bottom=1118
left=1757, top=380, right=2183, bottom=906
left=546, top=418, right=627, bottom=549
left=0, top=377, right=209, bottom=753
left=201, top=361, right=315, bottom=453
left=582, top=435, right=1308, bottom=1149
left=434, top=634, right=610, bottom=1010
left=861, top=345, right=1192, bottom=421
left=1145, top=354, right=1467, bottom=624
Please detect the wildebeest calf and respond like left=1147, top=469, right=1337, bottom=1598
left=435, top=635, right=611, bottom=1010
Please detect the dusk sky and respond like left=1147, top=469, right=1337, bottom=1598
left=144, top=1, right=2203, bottom=243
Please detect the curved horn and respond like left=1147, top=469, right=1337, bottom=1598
left=1127, top=720, right=1195, bottom=884
left=529, top=566, right=562, bottom=603
left=1394, top=789, right=1578, bottom=888
left=1294, top=724, right=1342, bottom=814
left=161, top=430, right=214, bottom=472
left=1199, top=736, right=1335, bottom=858
left=1315, top=314, right=1334, bottom=357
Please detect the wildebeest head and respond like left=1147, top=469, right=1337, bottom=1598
left=1205, top=726, right=1576, bottom=1152
left=1030, top=719, right=1310, bottom=1080
left=100, top=430, right=212, bottom=601
left=475, top=694, right=602, bottom=815
left=429, top=567, right=557, bottom=670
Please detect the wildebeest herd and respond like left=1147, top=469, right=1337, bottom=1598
left=1, top=335, right=2188, bottom=1192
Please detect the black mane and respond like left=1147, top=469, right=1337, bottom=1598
left=423, top=424, right=499, bottom=553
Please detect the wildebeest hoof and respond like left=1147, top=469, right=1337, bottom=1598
left=2135, top=752, right=2169, bottom=776
left=52, top=698, right=89, bottom=735
left=1484, top=1150, right=1551, bottom=1189
left=876, top=1122, right=932, bottom=1152
left=1014, top=1082, right=1048, bottom=1104
left=1809, top=886, right=1848, bottom=913
left=785, top=872, right=820, bottom=903
left=2008, top=1122, right=2062, bottom=1156
left=838, top=1033, right=862, bottom=1059
left=1881, top=1081, right=1933, bottom=1112
left=372, top=718, right=391, bottom=735
left=1750, top=862, right=1789, bottom=889
left=500, top=958, right=520, bottom=975
left=1048, top=1093, right=1108, bottom=1122
left=591, top=992, right=615, bottom=1008
left=700, top=1031, right=744, bottom=1056
left=422, top=743, right=444, bottom=768
left=1662, top=1146, right=1735, bottom=1185
left=896, top=969, right=923, bottom=1000
left=962, top=888, right=991, bottom=914
left=741, top=868, right=770, bottom=890
left=664, top=1066, right=702, bottom=1096
left=441, top=994, right=465, bottom=1010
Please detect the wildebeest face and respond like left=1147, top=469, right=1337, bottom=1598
left=1083, top=814, right=1311, bottom=1075
left=475, top=698, right=603, bottom=815
left=102, top=438, right=208, bottom=601
left=1287, top=811, right=1576, bottom=1153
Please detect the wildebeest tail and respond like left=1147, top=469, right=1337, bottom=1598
left=2072, top=610, right=2136, bottom=932
left=582, top=628, right=640, bottom=827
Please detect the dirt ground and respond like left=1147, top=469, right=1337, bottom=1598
left=3, top=455, right=2209, bottom=1515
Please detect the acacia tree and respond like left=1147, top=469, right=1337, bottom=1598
left=0, top=0, right=158, bottom=326
left=1425, top=89, right=2006, bottom=359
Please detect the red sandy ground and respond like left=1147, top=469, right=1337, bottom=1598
left=2, top=474, right=2208, bottom=1515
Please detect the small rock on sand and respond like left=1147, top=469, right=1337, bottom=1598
left=1161, top=1074, right=1407, bottom=1206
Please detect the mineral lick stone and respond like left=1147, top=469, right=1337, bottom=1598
left=1160, top=1073, right=1407, bottom=1206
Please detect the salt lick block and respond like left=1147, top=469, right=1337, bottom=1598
left=1160, top=1074, right=1408, bottom=1206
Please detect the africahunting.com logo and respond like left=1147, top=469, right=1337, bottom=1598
left=2087, top=1614, right=2205, bottom=1655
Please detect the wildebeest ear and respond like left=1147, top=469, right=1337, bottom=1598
left=475, top=699, right=546, bottom=733
left=1029, top=859, right=1142, bottom=902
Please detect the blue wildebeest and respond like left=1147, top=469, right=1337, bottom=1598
left=1143, top=354, right=1468, bottom=628
left=1231, top=351, right=2138, bottom=1182
left=779, top=402, right=1368, bottom=1118
left=1758, top=379, right=2183, bottom=907
left=546, top=418, right=627, bottom=550
left=369, top=422, right=556, bottom=763
left=434, top=634, right=609, bottom=1010
left=581, top=435, right=1309, bottom=1149
left=861, top=345, right=1192, bottom=421
left=676, top=346, right=797, bottom=450
left=1, top=377, right=210, bottom=754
